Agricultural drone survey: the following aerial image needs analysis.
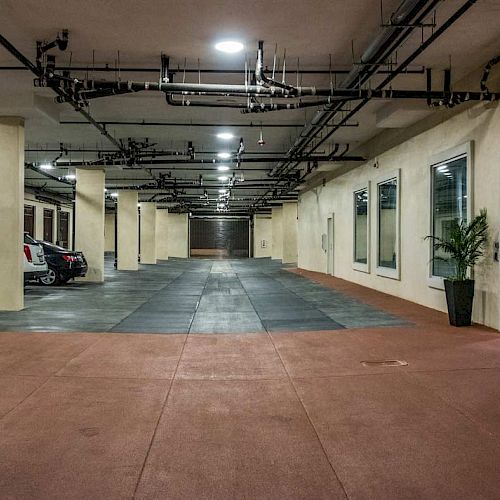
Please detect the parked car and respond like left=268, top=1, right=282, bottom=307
left=36, top=241, right=88, bottom=285
left=24, top=233, right=48, bottom=283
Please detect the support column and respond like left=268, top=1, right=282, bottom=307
left=156, top=208, right=169, bottom=260
left=168, top=213, right=189, bottom=258
left=117, top=191, right=138, bottom=270
left=271, top=206, right=283, bottom=260
left=139, top=202, right=157, bottom=264
left=282, top=202, right=298, bottom=264
left=75, top=169, right=105, bottom=282
left=104, top=212, right=115, bottom=253
left=0, top=117, right=24, bottom=310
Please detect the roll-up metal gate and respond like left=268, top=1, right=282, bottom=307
left=189, top=217, right=249, bottom=258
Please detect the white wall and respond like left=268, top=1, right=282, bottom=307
left=24, top=192, right=73, bottom=248
left=253, top=215, right=272, bottom=258
left=168, top=213, right=189, bottom=258
left=298, top=101, right=500, bottom=330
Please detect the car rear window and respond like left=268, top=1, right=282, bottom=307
left=24, top=234, right=37, bottom=245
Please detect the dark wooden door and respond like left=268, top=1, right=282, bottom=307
left=24, top=205, right=35, bottom=237
left=57, top=211, right=69, bottom=248
left=43, top=209, right=54, bottom=242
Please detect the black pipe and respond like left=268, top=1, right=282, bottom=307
left=59, top=120, right=309, bottom=128
left=480, top=55, right=500, bottom=94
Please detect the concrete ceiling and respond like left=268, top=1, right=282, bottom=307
left=0, top=0, right=499, bottom=213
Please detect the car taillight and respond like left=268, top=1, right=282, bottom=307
left=24, top=245, right=32, bottom=263
left=62, top=255, right=77, bottom=262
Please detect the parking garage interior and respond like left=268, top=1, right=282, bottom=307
left=1, top=0, right=500, bottom=498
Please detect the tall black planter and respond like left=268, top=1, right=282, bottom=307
left=444, top=279, right=475, bottom=327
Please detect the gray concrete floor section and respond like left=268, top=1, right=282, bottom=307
left=0, top=257, right=407, bottom=333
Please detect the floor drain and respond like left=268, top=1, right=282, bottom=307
left=361, top=360, right=408, bottom=367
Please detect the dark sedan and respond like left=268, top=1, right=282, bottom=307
left=37, top=241, right=88, bottom=285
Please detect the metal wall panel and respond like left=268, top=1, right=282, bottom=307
left=190, top=218, right=249, bottom=258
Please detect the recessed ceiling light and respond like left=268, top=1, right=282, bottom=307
left=110, top=192, right=119, bottom=198
left=217, top=132, right=234, bottom=140
left=65, top=174, right=76, bottom=180
left=39, top=163, right=53, bottom=170
left=218, top=176, right=229, bottom=181
left=217, top=152, right=231, bottom=159
left=215, top=41, right=244, bottom=54
left=219, top=189, right=227, bottom=194
left=217, top=165, right=230, bottom=171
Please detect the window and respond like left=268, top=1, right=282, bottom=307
left=353, top=185, right=369, bottom=273
left=376, top=170, right=400, bottom=279
left=429, top=142, right=472, bottom=287
left=43, top=208, right=54, bottom=242
left=24, top=205, right=35, bottom=237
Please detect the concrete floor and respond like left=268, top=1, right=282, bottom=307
left=1, top=261, right=500, bottom=498
left=0, top=257, right=406, bottom=333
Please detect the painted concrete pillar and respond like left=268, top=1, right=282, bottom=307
left=75, top=169, right=105, bottom=282
left=0, top=117, right=24, bottom=310
left=156, top=208, right=169, bottom=260
left=271, top=206, right=283, bottom=260
left=282, top=202, right=298, bottom=264
left=117, top=191, right=139, bottom=270
left=104, top=212, right=115, bottom=253
left=168, top=213, right=189, bottom=258
left=140, top=202, right=157, bottom=264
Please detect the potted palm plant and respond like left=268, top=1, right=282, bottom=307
left=427, top=209, right=488, bottom=326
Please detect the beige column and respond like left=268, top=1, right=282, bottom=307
left=139, top=202, right=157, bottom=264
left=271, top=206, right=283, bottom=260
left=282, top=202, right=298, bottom=264
left=104, top=212, right=115, bottom=252
left=75, top=169, right=105, bottom=282
left=156, top=208, right=169, bottom=260
left=168, top=213, right=189, bottom=258
left=0, top=117, right=24, bottom=310
left=117, top=191, right=139, bottom=270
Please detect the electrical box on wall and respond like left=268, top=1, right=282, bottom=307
left=321, top=233, right=327, bottom=252
left=261, top=239, right=267, bottom=248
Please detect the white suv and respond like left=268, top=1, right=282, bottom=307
left=24, top=233, right=48, bottom=283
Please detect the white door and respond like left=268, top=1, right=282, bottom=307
left=327, top=215, right=334, bottom=276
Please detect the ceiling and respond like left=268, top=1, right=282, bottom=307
left=0, top=0, right=499, bottom=214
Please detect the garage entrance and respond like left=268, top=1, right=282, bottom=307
left=189, top=217, right=250, bottom=258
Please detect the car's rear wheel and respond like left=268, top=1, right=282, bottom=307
left=39, top=268, right=60, bottom=286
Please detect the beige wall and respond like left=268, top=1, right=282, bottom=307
left=168, top=213, right=189, bottom=258
left=282, top=202, right=298, bottom=264
left=104, top=212, right=115, bottom=252
left=271, top=207, right=283, bottom=260
left=253, top=215, right=272, bottom=258
left=298, top=101, right=500, bottom=330
left=156, top=209, right=169, bottom=260
left=24, top=193, right=73, bottom=248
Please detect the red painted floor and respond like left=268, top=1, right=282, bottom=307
left=1, top=273, right=500, bottom=499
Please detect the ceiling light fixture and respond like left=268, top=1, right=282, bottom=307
left=219, top=189, right=227, bottom=194
left=215, top=41, right=244, bottom=54
left=217, top=165, right=230, bottom=171
left=217, top=132, right=234, bottom=140
left=39, top=163, right=53, bottom=170
left=218, top=176, right=228, bottom=181
left=65, top=174, right=76, bottom=180
left=217, top=152, right=231, bottom=159
left=110, top=192, right=118, bottom=198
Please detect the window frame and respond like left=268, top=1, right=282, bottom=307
left=375, top=169, right=401, bottom=280
left=352, top=182, right=370, bottom=273
left=428, top=141, right=474, bottom=290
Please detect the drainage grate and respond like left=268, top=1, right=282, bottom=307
left=361, top=359, right=408, bottom=367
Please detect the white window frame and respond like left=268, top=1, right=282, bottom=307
left=428, top=141, right=474, bottom=290
left=375, top=169, right=401, bottom=280
left=352, top=182, right=370, bottom=273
